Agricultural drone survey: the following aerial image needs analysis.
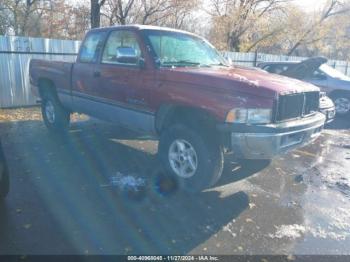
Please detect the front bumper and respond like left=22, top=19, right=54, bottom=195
left=320, top=106, right=336, bottom=124
left=217, top=112, right=326, bottom=159
left=319, top=95, right=336, bottom=124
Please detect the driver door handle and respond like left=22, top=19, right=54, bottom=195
left=93, top=71, right=101, bottom=78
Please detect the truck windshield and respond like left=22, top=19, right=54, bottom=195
left=144, top=30, right=228, bottom=68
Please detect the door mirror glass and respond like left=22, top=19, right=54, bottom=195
left=116, top=47, right=138, bottom=64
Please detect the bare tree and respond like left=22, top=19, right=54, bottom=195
left=208, top=0, right=291, bottom=51
left=147, top=0, right=199, bottom=29
left=287, top=0, right=350, bottom=55
left=0, top=2, right=11, bottom=34
left=102, top=0, right=137, bottom=25
left=0, top=0, right=47, bottom=36
left=138, top=0, right=172, bottom=25
left=21, top=0, right=37, bottom=34
left=102, top=0, right=174, bottom=26
left=91, top=0, right=107, bottom=28
left=39, top=0, right=90, bottom=39
left=101, top=0, right=199, bottom=28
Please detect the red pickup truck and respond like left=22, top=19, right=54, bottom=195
left=29, top=25, right=325, bottom=192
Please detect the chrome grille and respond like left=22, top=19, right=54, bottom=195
left=304, top=92, right=320, bottom=115
left=275, top=92, right=319, bottom=122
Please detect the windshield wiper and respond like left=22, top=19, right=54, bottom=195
left=161, top=60, right=229, bottom=68
left=206, top=62, right=229, bottom=67
left=176, top=60, right=201, bottom=65
left=162, top=60, right=201, bottom=67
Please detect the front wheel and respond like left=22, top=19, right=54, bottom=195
left=41, top=92, right=70, bottom=132
left=331, top=93, right=350, bottom=117
left=158, top=124, right=224, bottom=193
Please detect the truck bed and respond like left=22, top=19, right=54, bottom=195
left=29, top=59, right=74, bottom=97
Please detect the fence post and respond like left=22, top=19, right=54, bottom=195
left=254, top=49, right=259, bottom=67
left=333, top=61, right=336, bottom=68
left=346, top=62, right=349, bottom=76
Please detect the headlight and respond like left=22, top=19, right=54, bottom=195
left=226, top=108, right=272, bottom=124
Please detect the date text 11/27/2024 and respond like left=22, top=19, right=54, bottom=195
left=127, top=256, right=219, bottom=261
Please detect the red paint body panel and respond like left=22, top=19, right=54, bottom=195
left=29, top=60, right=73, bottom=95
left=29, top=25, right=320, bottom=123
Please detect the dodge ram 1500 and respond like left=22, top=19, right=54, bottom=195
left=30, top=25, right=326, bottom=192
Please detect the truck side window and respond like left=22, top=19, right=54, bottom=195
left=102, top=30, right=142, bottom=66
left=79, top=32, right=106, bottom=63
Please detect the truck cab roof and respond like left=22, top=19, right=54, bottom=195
left=89, top=24, right=197, bottom=37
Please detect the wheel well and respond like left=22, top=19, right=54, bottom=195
left=38, top=78, right=57, bottom=99
left=156, top=105, right=218, bottom=134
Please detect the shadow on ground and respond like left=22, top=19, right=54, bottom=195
left=0, top=118, right=268, bottom=254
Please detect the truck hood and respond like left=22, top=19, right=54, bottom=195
left=160, top=66, right=319, bottom=98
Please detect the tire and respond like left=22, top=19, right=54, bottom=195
left=41, top=91, right=70, bottom=132
left=330, top=93, right=350, bottom=117
left=0, top=143, right=9, bottom=200
left=158, top=124, right=224, bottom=193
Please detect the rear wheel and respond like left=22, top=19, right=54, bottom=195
left=41, top=91, right=70, bottom=132
left=331, top=93, right=350, bottom=117
left=158, top=124, right=224, bottom=193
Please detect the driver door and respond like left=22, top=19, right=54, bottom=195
left=92, top=30, right=155, bottom=133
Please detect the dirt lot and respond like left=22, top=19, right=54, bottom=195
left=0, top=107, right=350, bottom=255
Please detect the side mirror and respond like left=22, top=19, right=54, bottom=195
left=116, top=47, right=139, bottom=64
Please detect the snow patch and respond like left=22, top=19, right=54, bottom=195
left=109, top=172, right=146, bottom=191
left=223, top=220, right=237, bottom=238
left=269, top=220, right=350, bottom=241
left=269, top=224, right=306, bottom=239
